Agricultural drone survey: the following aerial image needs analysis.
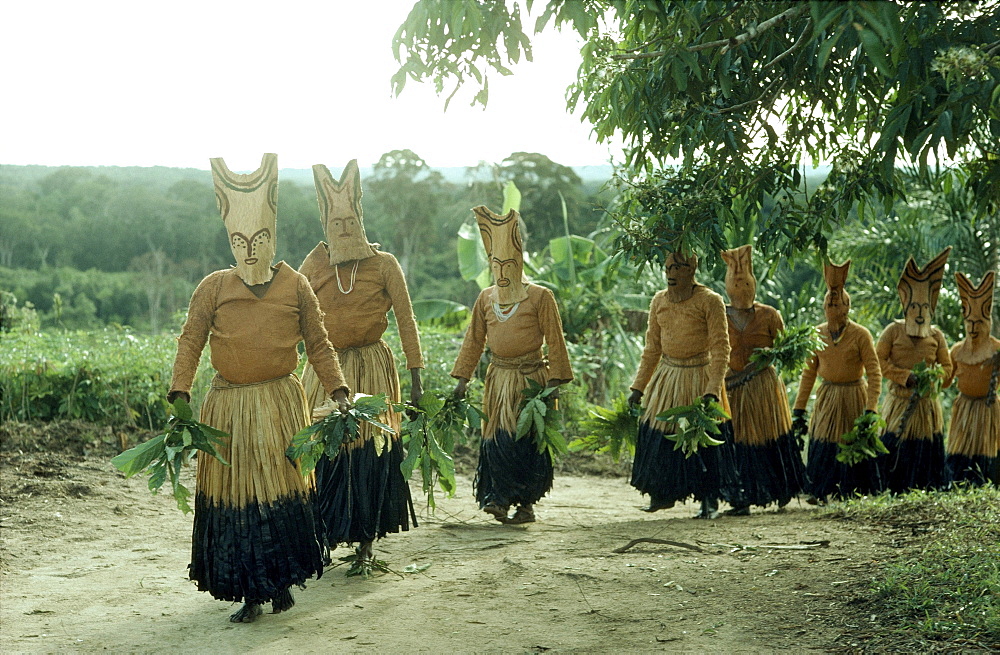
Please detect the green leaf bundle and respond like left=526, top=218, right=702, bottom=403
left=654, top=396, right=730, bottom=459
left=569, top=394, right=638, bottom=462
left=428, top=391, right=486, bottom=452
left=748, top=323, right=825, bottom=377
left=286, top=393, right=394, bottom=478
left=836, top=411, right=888, bottom=466
left=896, top=361, right=945, bottom=434
left=398, top=391, right=461, bottom=511
left=110, top=398, right=229, bottom=514
left=515, top=379, right=568, bottom=464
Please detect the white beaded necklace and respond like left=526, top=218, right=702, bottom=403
left=336, top=260, right=360, bottom=294
left=493, top=301, right=520, bottom=322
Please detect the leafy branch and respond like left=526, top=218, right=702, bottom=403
left=516, top=379, right=568, bottom=463
left=286, top=394, right=394, bottom=478
left=568, top=393, right=638, bottom=462
left=836, top=411, right=888, bottom=466
left=398, top=391, right=474, bottom=511
left=655, top=396, right=730, bottom=459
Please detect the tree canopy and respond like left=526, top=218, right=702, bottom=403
left=393, top=0, right=1000, bottom=264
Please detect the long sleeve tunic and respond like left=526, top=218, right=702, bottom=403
left=170, top=263, right=348, bottom=396
left=727, top=302, right=784, bottom=372
left=299, top=244, right=423, bottom=369
left=451, top=283, right=573, bottom=382
left=631, top=286, right=729, bottom=399
left=875, top=320, right=952, bottom=388
left=794, top=320, right=882, bottom=412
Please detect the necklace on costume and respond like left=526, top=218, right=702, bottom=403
left=493, top=301, right=520, bottom=322
left=336, top=260, right=360, bottom=294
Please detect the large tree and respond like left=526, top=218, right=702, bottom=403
left=393, top=1, right=1000, bottom=263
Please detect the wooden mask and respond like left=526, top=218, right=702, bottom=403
left=721, top=245, right=755, bottom=309
left=955, top=270, right=995, bottom=342
left=211, top=154, right=278, bottom=286
left=314, top=160, right=376, bottom=266
left=897, top=247, right=951, bottom=337
left=473, top=205, right=527, bottom=305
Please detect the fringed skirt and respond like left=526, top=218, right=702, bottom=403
left=190, top=373, right=327, bottom=604
left=880, top=382, right=947, bottom=493
left=630, top=355, right=740, bottom=505
left=727, top=366, right=804, bottom=507
left=946, top=393, right=1000, bottom=486
left=805, top=379, right=883, bottom=500
left=475, top=352, right=553, bottom=508
left=303, top=340, right=414, bottom=545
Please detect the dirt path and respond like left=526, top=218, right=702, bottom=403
left=1, top=450, right=886, bottom=653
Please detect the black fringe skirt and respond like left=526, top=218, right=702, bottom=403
left=731, top=430, right=806, bottom=508
left=805, top=439, right=884, bottom=501
left=315, top=438, right=416, bottom=545
left=880, top=431, right=948, bottom=493
left=631, top=420, right=741, bottom=505
left=475, top=428, right=554, bottom=508
left=947, top=453, right=996, bottom=487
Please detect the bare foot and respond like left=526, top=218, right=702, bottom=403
left=230, top=602, right=263, bottom=623
left=358, top=541, right=374, bottom=563
left=271, top=588, right=294, bottom=614
left=694, top=499, right=720, bottom=520
left=483, top=503, right=509, bottom=523
left=505, top=505, right=535, bottom=524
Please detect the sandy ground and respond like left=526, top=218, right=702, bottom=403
left=0, top=444, right=898, bottom=654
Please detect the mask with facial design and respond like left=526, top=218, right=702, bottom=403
left=823, top=259, right=852, bottom=328
left=211, top=154, right=278, bottom=286
left=897, top=247, right=951, bottom=338
left=955, top=270, right=994, bottom=344
left=314, top=160, right=376, bottom=266
left=664, top=251, right=698, bottom=303
left=473, top=205, right=528, bottom=305
left=721, top=245, right=756, bottom=309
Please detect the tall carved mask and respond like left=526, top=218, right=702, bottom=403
left=211, top=154, right=278, bottom=286
left=955, top=270, right=995, bottom=341
left=473, top=205, right=527, bottom=305
left=314, top=160, right=376, bottom=266
left=823, top=259, right=852, bottom=326
left=897, top=246, right=951, bottom=338
left=721, top=245, right=756, bottom=309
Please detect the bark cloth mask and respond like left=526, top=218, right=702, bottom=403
left=955, top=270, right=994, bottom=344
left=721, top=244, right=756, bottom=309
left=897, top=247, right=951, bottom=338
left=474, top=205, right=528, bottom=305
left=823, top=259, right=852, bottom=327
left=313, top=160, right=376, bottom=266
left=665, top=251, right=698, bottom=303
left=211, top=154, right=278, bottom=286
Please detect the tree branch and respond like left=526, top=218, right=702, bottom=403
left=764, top=18, right=812, bottom=69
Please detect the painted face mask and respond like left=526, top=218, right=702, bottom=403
left=955, top=270, right=995, bottom=343
left=823, top=259, right=852, bottom=327
left=211, top=154, right=278, bottom=286
left=664, top=251, right=698, bottom=302
left=897, top=247, right=951, bottom=338
left=314, top=160, right=376, bottom=266
left=474, top=205, right=528, bottom=305
left=721, top=245, right=756, bottom=309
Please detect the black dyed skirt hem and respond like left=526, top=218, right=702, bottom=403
left=805, top=439, right=884, bottom=501
left=881, top=431, right=948, bottom=493
left=475, top=429, right=554, bottom=508
left=731, top=431, right=806, bottom=508
left=947, top=453, right=996, bottom=487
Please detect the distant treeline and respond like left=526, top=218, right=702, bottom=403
left=0, top=151, right=613, bottom=332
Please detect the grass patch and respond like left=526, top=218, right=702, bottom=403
left=822, top=485, right=1000, bottom=647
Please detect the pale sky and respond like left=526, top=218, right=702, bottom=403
left=1, top=0, right=624, bottom=171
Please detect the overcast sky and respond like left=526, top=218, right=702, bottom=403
left=1, top=0, right=624, bottom=171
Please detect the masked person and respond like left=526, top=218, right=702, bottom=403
left=451, top=206, right=573, bottom=525
left=793, top=260, right=883, bottom=502
left=628, top=251, right=740, bottom=519
left=876, top=247, right=953, bottom=493
left=168, top=154, right=349, bottom=623
left=720, top=245, right=805, bottom=514
left=945, top=271, right=999, bottom=486
left=299, top=161, right=420, bottom=566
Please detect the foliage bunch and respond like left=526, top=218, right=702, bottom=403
left=286, top=394, right=394, bottom=478
left=110, top=398, right=229, bottom=513
left=428, top=391, right=486, bottom=452
left=568, top=394, right=638, bottom=462
left=910, top=361, right=946, bottom=398
left=399, top=391, right=463, bottom=510
left=836, top=411, right=889, bottom=466
left=655, top=396, right=729, bottom=459
left=516, top=379, right=568, bottom=463
left=748, top=323, right=825, bottom=377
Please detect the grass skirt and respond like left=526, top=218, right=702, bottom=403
left=631, top=355, right=740, bottom=505
left=190, top=374, right=326, bottom=603
left=804, top=379, right=883, bottom=499
left=727, top=366, right=804, bottom=507
left=303, top=340, right=414, bottom=545
left=880, top=382, right=947, bottom=493
left=475, top=353, right=553, bottom=508
left=947, top=392, right=999, bottom=486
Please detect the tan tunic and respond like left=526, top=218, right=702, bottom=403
left=299, top=244, right=423, bottom=369
left=727, top=303, right=783, bottom=372
left=794, top=320, right=882, bottom=412
left=631, top=286, right=729, bottom=399
left=875, top=320, right=952, bottom=388
left=451, top=283, right=573, bottom=382
left=948, top=339, right=1000, bottom=398
left=170, top=263, right=347, bottom=395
